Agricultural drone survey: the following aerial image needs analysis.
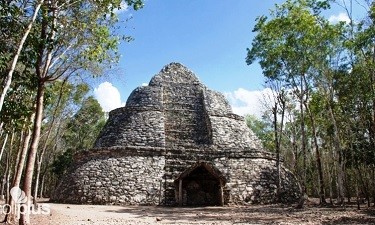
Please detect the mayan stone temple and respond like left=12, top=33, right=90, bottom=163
left=52, top=62, right=301, bottom=206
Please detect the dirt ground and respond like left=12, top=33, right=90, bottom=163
left=2, top=199, right=375, bottom=225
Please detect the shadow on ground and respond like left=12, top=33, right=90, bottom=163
left=104, top=203, right=375, bottom=224
left=321, top=208, right=375, bottom=225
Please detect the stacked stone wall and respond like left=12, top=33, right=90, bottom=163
left=126, top=86, right=164, bottom=109
left=53, top=152, right=165, bottom=205
left=210, top=116, right=262, bottom=150
left=163, top=83, right=211, bottom=147
left=213, top=158, right=301, bottom=204
left=53, top=147, right=301, bottom=205
left=203, top=89, right=233, bottom=116
left=161, top=147, right=300, bottom=205
left=149, top=63, right=201, bottom=86
left=95, top=110, right=165, bottom=148
left=95, top=86, right=165, bottom=148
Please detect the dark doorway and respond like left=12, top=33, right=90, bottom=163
left=175, top=162, right=226, bottom=206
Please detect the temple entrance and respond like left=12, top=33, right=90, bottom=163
left=175, top=162, right=226, bottom=206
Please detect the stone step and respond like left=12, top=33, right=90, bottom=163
left=165, top=131, right=209, bottom=138
left=164, top=124, right=200, bottom=130
left=164, top=110, right=203, bottom=116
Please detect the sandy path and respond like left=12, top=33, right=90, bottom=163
left=27, top=201, right=375, bottom=225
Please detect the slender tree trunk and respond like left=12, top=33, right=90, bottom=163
left=345, top=171, right=351, bottom=203
left=304, top=103, right=326, bottom=205
left=40, top=172, right=46, bottom=199
left=12, top=114, right=35, bottom=189
left=33, top=154, right=42, bottom=202
left=291, top=119, right=298, bottom=175
left=296, top=77, right=307, bottom=209
left=2, top=113, right=34, bottom=224
left=0, top=137, right=11, bottom=201
left=34, top=78, right=66, bottom=204
left=0, top=133, right=9, bottom=163
left=357, top=165, right=370, bottom=207
left=371, top=47, right=375, bottom=208
left=273, top=103, right=281, bottom=202
left=20, top=81, right=45, bottom=225
left=1, top=151, right=7, bottom=200
left=328, top=165, right=333, bottom=205
left=1, top=165, right=6, bottom=200
left=366, top=168, right=371, bottom=207
left=0, top=0, right=44, bottom=114
left=337, top=152, right=345, bottom=205
left=371, top=46, right=375, bottom=168
left=273, top=93, right=286, bottom=202
left=0, top=122, right=3, bottom=137
left=5, top=130, right=15, bottom=203
left=6, top=150, right=11, bottom=204
left=13, top=129, right=24, bottom=182
left=356, top=168, right=360, bottom=210
left=372, top=166, right=375, bottom=207
left=328, top=105, right=345, bottom=205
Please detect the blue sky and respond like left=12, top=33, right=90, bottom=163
left=93, top=0, right=363, bottom=116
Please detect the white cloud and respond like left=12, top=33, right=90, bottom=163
left=224, top=88, right=274, bottom=118
left=94, top=82, right=125, bottom=112
left=113, top=2, right=129, bottom=14
left=328, top=12, right=350, bottom=24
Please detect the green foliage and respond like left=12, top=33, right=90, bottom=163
left=0, top=2, right=41, bottom=129
left=246, top=0, right=375, bottom=200
left=125, top=0, right=144, bottom=10
left=51, top=149, right=73, bottom=179
left=0, top=0, right=144, bottom=129
left=0, top=67, right=37, bottom=131
left=247, top=0, right=342, bottom=83
left=245, top=114, right=275, bottom=151
left=63, top=96, right=105, bottom=151
left=36, top=0, right=144, bottom=77
left=0, top=0, right=143, bottom=205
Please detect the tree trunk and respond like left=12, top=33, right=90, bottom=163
left=12, top=114, right=35, bottom=188
left=1, top=167, right=6, bottom=200
left=5, top=130, right=15, bottom=203
left=33, top=157, right=42, bottom=203
left=304, top=103, right=326, bottom=205
left=6, top=150, right=11, bottom=204
left=0, top=0, right=44, bottom=113
left=296, top=77, right=307, bottom=209
left=0, top=133, right=9, bottom=163
left=337, top=152, right=345, bottom=206
left=1, top=153, right=7, bottom=200
left=2, top=113, right=35, bottom=224
left=34, top=78, right=66, bottom=204
left=20, top=0, right=58, bottom=221
left=328, top=165, right=333, bottom=205
left=273, top=92, right=286, bottom=203
left=371, top=166, right=375, bottom=207
left=13, top=129, right=24, bottom=177
left=0, top=122, right=3, bottom=137
left=19, top=81, right=45, bottom=225
left=328, top=105, right=345, bottom=205
left=345, top=171, right=351, bottom=203
left=357, top=165, right=369, bottom=207
left=40, top=172, right=46, bottom=199
left=0, top=133, right=9, bottom=199
left=291, top=120, right=298, bottom=175
left=356, top=169, right=360, bottom=210
left=273, top=103, right=282, bottom=202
